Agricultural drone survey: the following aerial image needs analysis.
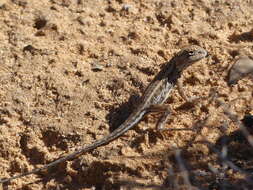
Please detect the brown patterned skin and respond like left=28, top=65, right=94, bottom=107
left=0, top=45, right=208, bottom=184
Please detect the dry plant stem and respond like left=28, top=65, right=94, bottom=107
left=190, top=92, right=253, bottom=187
left=175, top=149, right=198, bottom=190
left=200, top=140, right=249, bottom=176
left=167, top=165, right=179, bottom=189
left=195, top=97, right=253, bottom=186
left=216, top=98, right=253, bottom=147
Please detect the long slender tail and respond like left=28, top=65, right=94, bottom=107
left=0, top=109, right=146, bottom=184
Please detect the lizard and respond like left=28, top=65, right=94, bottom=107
left=0, top=45, right=208, bottom=184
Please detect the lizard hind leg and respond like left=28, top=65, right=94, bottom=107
left=147, top=104, right=173, bottom=131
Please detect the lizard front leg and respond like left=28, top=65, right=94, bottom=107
left=177, top=78, right=201, bottom=103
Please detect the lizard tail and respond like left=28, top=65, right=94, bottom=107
left=0, top=109, right=146, bottom=184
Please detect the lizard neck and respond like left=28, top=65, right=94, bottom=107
left=164, top=61, right=182, bottom=83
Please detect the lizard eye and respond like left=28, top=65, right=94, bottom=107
left=188, top=51, right=195, bottom=56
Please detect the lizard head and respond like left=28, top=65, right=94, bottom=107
left=174, top=45, right=208, bottom=71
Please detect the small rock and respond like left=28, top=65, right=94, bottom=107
left=90, top=62, right=104, bottom=72
left=122, top=4, right=131, bottom=11
left=121, top=4, right=138, bottom=14
left=0, top=0, right=7, bottom=7
left=77, top=16, right=85, bottom=25
left=23, top=45, right=39, bottom=55
left=227, top=56, right=253, bottom=85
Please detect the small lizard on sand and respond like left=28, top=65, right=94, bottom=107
left=0, top=45, right=208, bottom=183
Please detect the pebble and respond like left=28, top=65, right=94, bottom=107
left=90, top=62, right=104, bottom=71
left=122, top=4, right=131, bottom=11
left=227, top=56, right=253, bottom=85
left=0, top=0, right=7, bottom=7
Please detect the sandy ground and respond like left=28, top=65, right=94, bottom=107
left=0, top=0, right=252, bottom=189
